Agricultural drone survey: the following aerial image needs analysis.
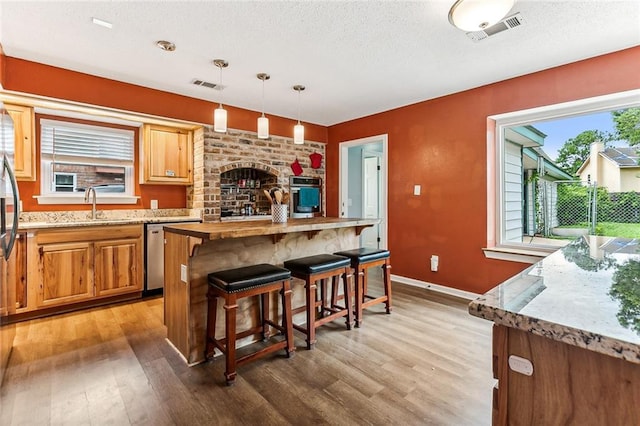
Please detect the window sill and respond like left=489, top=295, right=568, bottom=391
left=34, top=195, right=140, bottom=205
left=482, top=246, right=557, bottom=264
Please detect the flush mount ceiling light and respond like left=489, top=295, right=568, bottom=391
left=257, top=73, right=270, bottom=139
left=448, top=0, right=515, bottom=31
left=213, top=59, right=229, bottom=133
left=156, top=40, right=176, bottom=52
left=91, top=17, right=113, bottom=29
left=293, top=85, right=305, bottom=145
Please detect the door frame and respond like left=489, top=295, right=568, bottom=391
left=339, top=134, right=388, bottom=249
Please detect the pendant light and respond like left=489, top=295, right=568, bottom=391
left=293, top=85, right=305, bottom=145
left=256, top=73, right=270, bottom=139
left=448, top=0, right=514, bottom=31
left=213, top=59, right=229, bottom=133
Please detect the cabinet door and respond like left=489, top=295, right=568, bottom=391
left=94, top=238, right=142, bottom=297
left=142, top=124, right=193, bottom=184
left=37, top=242, right=93, bottom=308
left=10, top=233, right=27, bottom=310
left=5, top=104, right=36, bottom=181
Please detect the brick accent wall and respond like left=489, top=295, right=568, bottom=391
left=189, top=126, right=326, bottom=222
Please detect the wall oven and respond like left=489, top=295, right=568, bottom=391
left=289, top=176, right=322, bottom=218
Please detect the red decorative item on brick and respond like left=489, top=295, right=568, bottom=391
left=309, top=152, right=323, bottom=169
left=291, top=158, right=303, bottom=176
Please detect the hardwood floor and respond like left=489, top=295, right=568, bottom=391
left=0, top=278, right=494, bottom=425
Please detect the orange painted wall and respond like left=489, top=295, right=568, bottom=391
left=3, top=58, right=328, bottom=212
left=0, top=45, right=5, bottom=88
left=327, top=46, right=640, bottom=294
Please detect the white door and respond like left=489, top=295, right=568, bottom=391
left=361, top=154, right=381, bottom=248
left=338, top=135, right=388, bottom=249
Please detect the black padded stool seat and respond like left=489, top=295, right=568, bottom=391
left=208, top=264, right=292, bottom=292
left=284, top=254, right=353, bottom=349
left=334, top=248, right=392, bottom=327
left=205, top=263, right=295, bottom=385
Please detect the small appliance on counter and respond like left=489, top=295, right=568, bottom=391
left=289, top=176, right=322, bottom=218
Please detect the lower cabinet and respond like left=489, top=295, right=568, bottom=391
left=37, top=241, right=93, bottom=308
left=94, top=239, right=141, bottom=297
left=21, top=224, right=143, bottom=313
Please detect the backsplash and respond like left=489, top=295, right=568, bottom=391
left=20, top=208, right=201, bottom=223
left=188, top=126, right=326, bottom=222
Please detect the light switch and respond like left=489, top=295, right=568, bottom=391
left=151, top=199, right=158, bottom=209
left=413, top=185, right=421, bottom=196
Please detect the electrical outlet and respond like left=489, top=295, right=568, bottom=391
left=430, top=255, right=439, bottom=272
left=414, top=185, right=421, bottom=196
left=151, top=199, right=159, bottom=209
left=180, top=264, right=188, bottom=283
left=508, top=355, right=534, bottom=376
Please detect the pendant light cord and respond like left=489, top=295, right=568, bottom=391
left=297, top=89, right=301, bottom=125
left=261, top=78, right=266, bottom=118
left=218, top=65, right=223, bottom=108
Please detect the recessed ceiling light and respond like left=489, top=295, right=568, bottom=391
left=156, top=40, right=176, bottom=52
left=91, top=17, right=113, bottom=29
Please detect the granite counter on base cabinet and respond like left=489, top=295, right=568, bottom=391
left=469, top=235, right=640, bottom=425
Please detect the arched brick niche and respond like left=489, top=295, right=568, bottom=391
left=192, top=126, right=325, bottom=222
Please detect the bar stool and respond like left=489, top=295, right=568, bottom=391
left=205, top=263, right=295, bottom=385
left=284, top=254, right=353, bottom=349
left=333, top=248, right=392, bottom=327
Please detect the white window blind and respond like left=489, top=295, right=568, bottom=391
left=41, top=119, right=134, bottom=161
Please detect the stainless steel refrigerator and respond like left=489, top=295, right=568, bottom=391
left=0, top=102, right=20, bottom=385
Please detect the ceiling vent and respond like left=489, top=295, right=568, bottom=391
left=192, top=79, right=224, bottom=90
left=466, top=12, right=525, bottom=42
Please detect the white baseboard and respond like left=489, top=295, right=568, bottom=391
left=390, top=274, right=480, bottom=301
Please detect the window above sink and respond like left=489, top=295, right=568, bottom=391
left=36, top=117, right=139, bottom=205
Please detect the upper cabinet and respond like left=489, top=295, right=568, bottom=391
left=141, top=124, right=193, bottom=185
left=5, top=104, right=36, bottom=181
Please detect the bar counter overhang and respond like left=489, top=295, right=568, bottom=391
left=162, top=217, right=378, bottom=364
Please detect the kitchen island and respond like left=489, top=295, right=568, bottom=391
left=163, top=217, right=377, bottom=364
left=470, top=236, right=640, bottom=425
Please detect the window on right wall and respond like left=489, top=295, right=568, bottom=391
left=486, top=89, right=640, bottom=262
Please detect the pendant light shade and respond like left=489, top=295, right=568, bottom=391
left=293, top=85, right=305, bottom=145
left=257, top=116, right=269, bottom=139
left=257, top=73, right=270, bottom=139
left=294, top=123, right=304, bottom=145
left=214, top=107, right=227, bottom=133
left=213, top=59, right=229, bottom=133
left=448, top=0, right=514, bottom=31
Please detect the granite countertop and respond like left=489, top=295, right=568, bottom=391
left=469, top=236, right=640, bottom=364
left=18, top=209, right=202, bottom=230
left=163, top=217, right=378, bottom=241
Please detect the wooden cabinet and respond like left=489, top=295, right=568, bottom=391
left=94, top=238, right=141, bottom=297
left=37, top=242, right=93, bottom=308
left=31, top=224, right=143, bottom=310
left=141, top=124, right=193, bottom=184
left=11, top=233, right=28, bottom=310
left=492, top=325, right=640, bottom=425
left=5, top=104, right=36, bottom=181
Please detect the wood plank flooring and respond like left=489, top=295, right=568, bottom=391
left=0, top=277, right=494, bottom=425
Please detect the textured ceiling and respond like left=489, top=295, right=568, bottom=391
left=0, top=1, right=638, bottom=126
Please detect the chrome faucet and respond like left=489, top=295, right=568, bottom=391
left=84, top=186, right=97, bottom=219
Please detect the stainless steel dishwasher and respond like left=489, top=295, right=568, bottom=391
left=145, top=221, right=199, bottom=295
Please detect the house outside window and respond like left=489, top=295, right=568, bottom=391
left=486, top=89, right=640, bottom=263
left=38, top=118, right=137, bottom=204
left=53, top=172, right=77, bottom=192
